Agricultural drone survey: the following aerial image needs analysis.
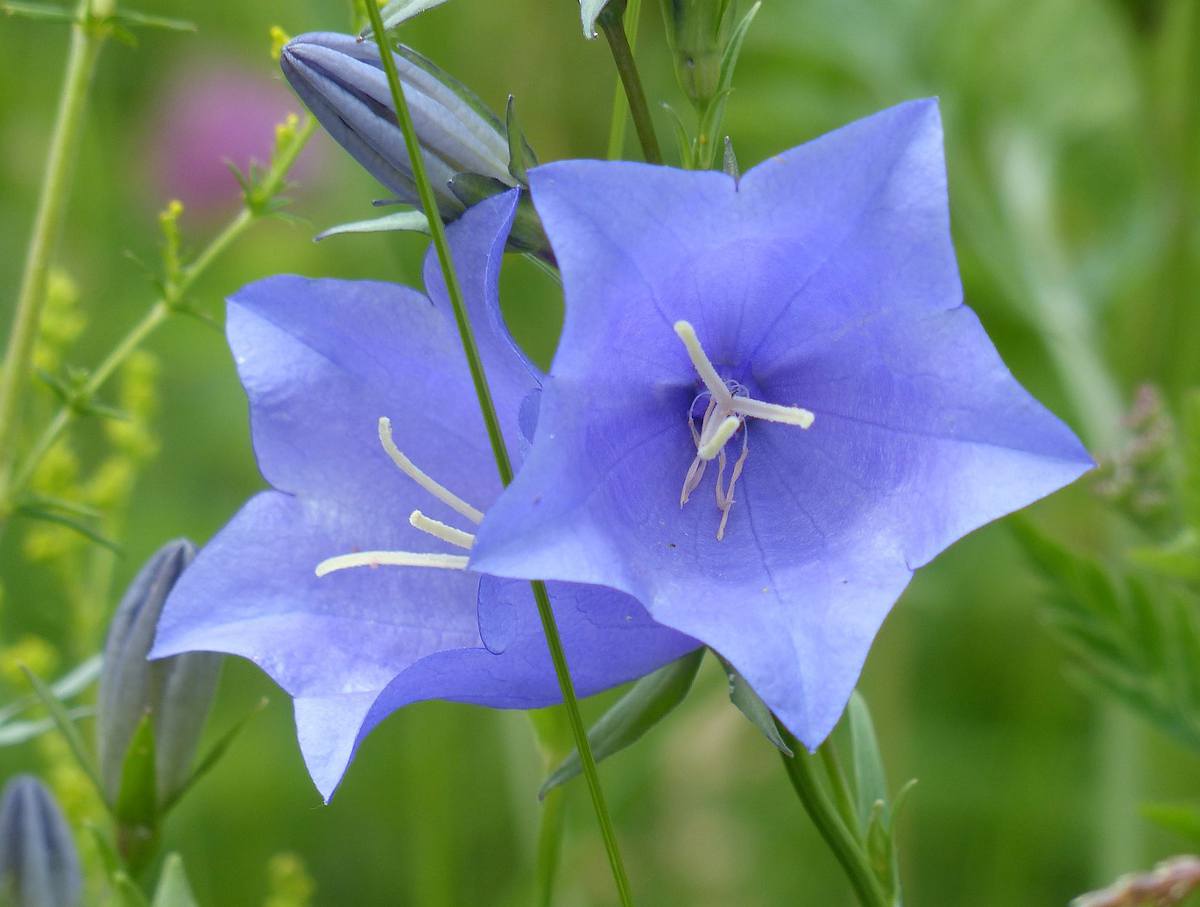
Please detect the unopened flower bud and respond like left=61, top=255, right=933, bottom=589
left=280, top=32, right=515, bottom=220
left=97, top=540, right=221, bottom=807
left=0, top=776, right=81, bottom=907
left=659, top=0, right=736, bottom=108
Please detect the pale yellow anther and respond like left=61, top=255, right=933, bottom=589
left=698, top=416, right=741, bottom=460
left=379, top=417, right=484, bottom=524
left=731, top=397, right=814, bottom=428
left=674, top=321, right=733, bottom=407
left=315, top=550, right=470, bottom=577
left=409, top=510, right=475, bottom=550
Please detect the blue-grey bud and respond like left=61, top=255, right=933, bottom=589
left=0, top=776, right=81, bottom=907
left=97, top=540, right=220, bottom=807
left=280, top=32, right=515, bottom=220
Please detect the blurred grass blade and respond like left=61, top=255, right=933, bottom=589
left=20, top=665, right=106, bottom=801
left=0, top=1, right=73, bottom=23
left=722, top=657, right=794, bottom=756
left=113, top=10, right=196, bottom=32
left=16, top=504, right=122, bottom=552
left=151, top=854, right=199, bottom=907
left=0, top=653, right=101, bottom=724
left=0, top=708, right=93, bottom=747
left=161, top=697, right=268, bottom=814
left=540, top=649, right=705, bottom=798
left=314, top=210, right=430, bottom=242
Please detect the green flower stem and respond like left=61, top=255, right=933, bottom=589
left=779, top=726, right=891, bottom=907
left=604, top=0, right=643, bottom=160
left=363, top=6, right=634, bottom=906
left=598, top=2, right=662, bottom=165
left=818, top=738, right=861, bottom=837
left=6, top=118, right=317, bottom=507
left=0, top=0, right=106, bottom=506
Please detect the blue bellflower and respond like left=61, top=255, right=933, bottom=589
left=470, top=100, right=1095, bottom=749
left=151, top=193, right=696, bottom=801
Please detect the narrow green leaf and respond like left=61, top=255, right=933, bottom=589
left=722, top=658, right=794, bottom=756
left=20, top=666, right=107, bottom=801
left=1141, top=801, right=1200, bottom=846
left=540, top=649, right=704, bottom=797
left=847, top=692, right=888, bottom=829
left=161, top=697, right=267, bottom=813
left=16, top=505, right=122, bottom=552
left=0, top=653, right=101, bottom=724
left=151, top=854, right=199, bottom=907
left=694, top=0, right=760, bottom=168
left=864, top=801, right=894, bottom=895
left=113, top=10, right=195, bottom=31
left=0, top=1, right=73, bottom=23
left=661, top=102, right=695, bottom=169
left=0, top=707, right=92, bottom=747
left=313, top=210, right=430, bottom=241
left=114, top=713, right=159, bottom=872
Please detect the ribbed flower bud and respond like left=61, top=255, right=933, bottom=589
left=280, top=32, right=515, bottom=220
left=97, top=540, right=221, bottom=807
left=0, top=776, right=81, bottom=907
left=659, top=0, right=736, bottom=108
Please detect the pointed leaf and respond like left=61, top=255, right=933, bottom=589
left=0, top=654, right=101, bottom=725
left=722, top=658, right=794, bottom=756
left=114, top=713, right=158, bottom=830
left=540, top=649, right=704, bottom=797
left=16, top=505, right=122, bottom=552
left=151, top=854, right=199, bottom=907
left=661, top=102, right=695, bottom=169
left=722, top=136, right=739, bottom=181
left=314, top=210, right=430, bottom=242
left=0, top=708, right=93, bottom=747
left=20, top=666, right=106, bottom=801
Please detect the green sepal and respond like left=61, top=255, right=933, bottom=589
left=448, top=172, right=510, bottom=208
left=846, top=692, right=888, bottom=829
left=20, top=665, right=107, bottom=802
left=505, top=96, right=538, bottom=185
left=151, top=854, right=199, bottom=907
left=694, top=0, right=760, bottom=169
left=721, top=657, right=793, bottom=756
left=314, top=210, right=430, bottom=242
left=661, top=102, right=696, bottom=169
left=114, top=712, right=160, bottom=872
left=722, top=136, right=739, bottom=180
left=540, top=648, right=705, bottom=798
left=85, top=824, right=150, bottom=907
left=160, top=697, right=267, bottom=814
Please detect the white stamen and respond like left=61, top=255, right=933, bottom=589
left=378, top=417, right=484, bottom=525
left=315, top=550, right=470, bottom=577
left=674, top=321, right=733, bottom=407
left=409, top=509, right=475, bottom=550
left=698, top=416, right=741, bottom=460
left=730, top=397, right=814, bottom=428
left=673, top=319, right=814, bottom=540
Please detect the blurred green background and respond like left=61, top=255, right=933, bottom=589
left=1, top=0, right=1198, bottom=904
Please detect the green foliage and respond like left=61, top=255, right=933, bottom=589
left=541, top=649, right=705, bottom=796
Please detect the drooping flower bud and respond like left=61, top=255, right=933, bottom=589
left=658, top=0, right=737, bottom=108
left=0, top=776, right=81, bottom=907
left=279, top=32, right=515, bottom=220
left=97, top=540, right=221, bottom=807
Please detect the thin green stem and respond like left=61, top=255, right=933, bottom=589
left=363, top=7, right=634, bottom=905
left=604, top=0, right=643, bottom=160
left=6, top=119, right=316, bottom=505
left=0, top=0, right=105, bottom=502
left=779, top=727, right=891, bottom=907
left=598, top=3, right=662, bottom=164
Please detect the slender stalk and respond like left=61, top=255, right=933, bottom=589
left=779, top=727, right=891, bottom=907
left=604, top=0, right=643, bottom=160
left=0, top=0, right=105, bottom=503
left=598, top=3, right=662, bottom=164
left=363, top=7, right=634, bottom=905
left=6, top=119, right=316, bottom=506
left=818, top=738, right=861, bottom=837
